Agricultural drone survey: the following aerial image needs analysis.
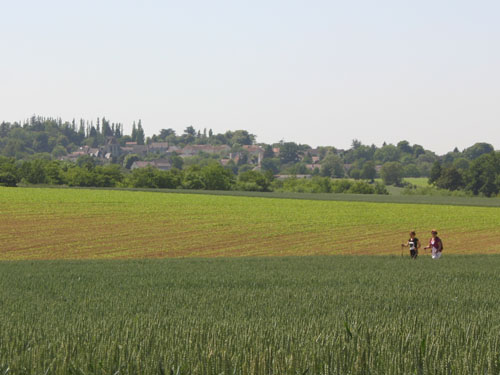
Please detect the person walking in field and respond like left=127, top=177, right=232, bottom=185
left=424, top=229, right=443, bottom=259
left=401, top=231, right=420, bottom=259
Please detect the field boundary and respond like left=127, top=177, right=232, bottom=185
left=17, top=185, right=500, bottom=207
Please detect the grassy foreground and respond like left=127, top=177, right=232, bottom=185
left=1, top=256, right=499, bottom=374
left=1, top=187, right=499, bottom=259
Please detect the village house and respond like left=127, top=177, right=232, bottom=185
left=88, top=148, right=101, bottom=158
left=228, top=152, right=241, bottom=165
left=100, top=137, right=120, bottom=159
left=274, top=174, right=312, bottom=180
left=180, top=145, right=230, bottom=157
left=63, top=148, right=88, bottom=162
left=148, top=142, right=170, bottom=154
left=120, top=146, right=135, bottom=155
left=167, top=145, right=182, bottom=154
left=242, top=145, right=264, bottom=166
left=130, top=159, right=171, bottom=171
left=121, top=142, right=148, bottom=156
left=130, top=161, right=151, bottom=170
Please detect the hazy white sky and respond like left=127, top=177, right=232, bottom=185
left=1, top=0, right=499, bottom=153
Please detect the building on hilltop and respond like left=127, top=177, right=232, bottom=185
left=130, top=159, right=172, bottom=171
left=149, top=142, right=170, bottom=154
left=101, top=137, right=120, bottom=158
left=274, top=174, right=312, bottom=180
left=181, top=145, right=231, bottom=157
left=242, top=145, right=264, bottom=166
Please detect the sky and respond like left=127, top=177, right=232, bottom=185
left=1, top=0, right=499, bottom=154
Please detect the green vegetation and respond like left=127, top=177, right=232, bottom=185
left=272, top=176, right=388, bottom=194
left=428, top=152, right=500, bottom=197
left=1, top=117, right=498, bottom=196
left=1, top=256, right=500, bottom=374
left=0, top=157, right=388, bottom=195
left=1, top=187, right=499, bottom=260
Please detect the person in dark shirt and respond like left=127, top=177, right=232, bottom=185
left=401, top=231, right=420, bottom=259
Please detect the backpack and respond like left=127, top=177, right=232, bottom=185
left=436, top=236, right=444, bottom=251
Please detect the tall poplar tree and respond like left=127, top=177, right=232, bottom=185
left=131, top=121, right=137, bottom=142
left=136, top=120, right=145, bottom=145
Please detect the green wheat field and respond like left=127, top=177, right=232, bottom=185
left=1, top=257, right=500, bottom=374
left=1, top=187, right=500, bottom=374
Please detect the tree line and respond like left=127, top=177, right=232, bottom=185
left=426, top=151, right=500, bottom=197
left=0, top=156, right=389, bottom=195
left=0, top=116, right=498, bottom=196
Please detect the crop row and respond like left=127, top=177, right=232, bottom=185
left=0, top=256, right=499, bottom=374
left=1, top=187, right=499, bottom=259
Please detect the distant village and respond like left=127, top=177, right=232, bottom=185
left=61, top=137, right=348, bottom=178
left=1, top=117, right=497, bottom=195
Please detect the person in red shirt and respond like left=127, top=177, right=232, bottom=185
left=424, top=229, right=443, bottom=259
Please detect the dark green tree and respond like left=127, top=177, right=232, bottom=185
left=320, top=154, right=344, bottom=178
left=201, top=163, right=234, bottom=190
left=169, top=155, right=184, bottom=170
left=136, top=120, right=145, bottom=145
left=464, top=152, right=500, bottom=196
left=412, top=144, right=425, bottom=158
left=374, top=144, right=401, bottom=163
left=159, top=128, right=176, bottom=139
left=350, top=169, right=362, bottom=180
left=33, top=133, right=49, bottom=153
left=428, top=161, right=442, bottom=185
left=397, top=140, right=412, bottom=154
left=351, top=139, right=362, bottom=149
left=435, top=166, right=464, bottom=191
left=184, top=126, right=196, bottom=136
left=280, top=142, right=300, bottom=164
left=463, top=143, right=494, bottom=160
left=124, top=154, right=140, bottom=169
left=380, top=162, right=403, bottom=186
left=229, top=130, right=254, bottom=146
left=261, top=158, right=280, bottom=174
left=183, top=166, right=206, bottom=189
left=361, top=161, right=377, bottom=181
left=237, top=170, right=271, bottom=192
left=263, top=145, right=275, bottom=159
left=0, top=172, right=18, bottom=186
left=131, top=121, right=137, bottom=142
left=76, top=155, right=97, bottom=171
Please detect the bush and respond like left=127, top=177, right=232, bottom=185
left=64, top=167, right=97, bottom=187
left=182, top=168, right=205, bottom=189
left=0, top=172, right=18, bottom=187
left=347, top=181, right=373, bottom=194
left=201, top=164, right=234, bottom=190
left=236, top=171, right=271, bottom=192
left=380, top=162, right=403, bottom=186
left=402, top=185, right=472, bottom=197
left=272, top=177, right=387, bottom=195
left=126, top=166, right=180, bottom=189
left=331, top=180, right=352, bottom=193
left=374, top=182, right=389, bottom=195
